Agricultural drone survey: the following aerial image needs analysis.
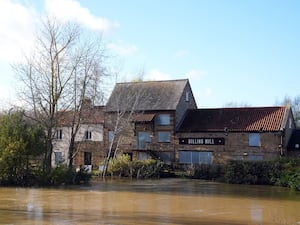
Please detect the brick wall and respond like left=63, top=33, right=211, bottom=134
left=73, top=141, right=105, bottom=169
left=176, top=131, right=285, bottom=164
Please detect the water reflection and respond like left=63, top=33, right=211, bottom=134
left=0, top=179, right=299, bottom=225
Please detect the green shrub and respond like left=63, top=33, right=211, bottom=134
left=275, top=159, right=300, bottom=191
left=223, top=158, right=300, bottom=190
left=193, top=164, right=224, bottom=180
left=108, top=155, right=163, bottom=179
left=31, top=165, right=91, bottom=186
left=224, top=160, right=275, bottom=185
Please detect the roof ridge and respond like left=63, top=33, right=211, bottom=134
left=191, top=106, right=287, bottom=111
left=116, top=79, right=188, bottom=85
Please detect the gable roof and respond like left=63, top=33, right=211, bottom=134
left=56, top=106, right=105, bottom=127
left=106, top=79, right=190, bottom=112
left=177, top=106, right=289, bottom=132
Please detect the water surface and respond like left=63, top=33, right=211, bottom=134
left=0, top=179, right=300, bottom=225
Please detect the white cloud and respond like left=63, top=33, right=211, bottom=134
left=174, top=49, right=190, bottom=58
left=107, top=42, right=138, bottom=56
left=144, top=69, right=172, bottom=81
left=0, top=0, right=36, bottom=62
left=45, top=0, right=119, bottom=34
left=185, top=69, right=208, bottom=80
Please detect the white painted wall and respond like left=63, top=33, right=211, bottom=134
left=52, top=124, right=103, bottom=167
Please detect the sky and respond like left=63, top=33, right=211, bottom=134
left=0, top=0, right=300, bottom=109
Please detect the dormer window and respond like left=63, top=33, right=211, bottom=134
left=85, top=131, right=92, bottom=140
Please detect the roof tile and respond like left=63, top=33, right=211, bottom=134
left=177, top=106, right=288, bottom=132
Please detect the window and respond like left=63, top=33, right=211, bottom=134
left=158, top=152, right=171, bottom=163
left=179, top=151, right=212, bottom=164
left=249, top=133, right=261, bottom=147
left=84, top=152, right=92, bottom=165
left=56, top=129, right=62, bottom=139
left=289, top=118, right=293, bottom=129
left=158, top=131, right=171, bottom=142
left=108, top=131, right=114, bottom=143
left=54, top=152, right=63, bottom=165
left=138, top=152, right=150, bottom=161
left=138, top=132, right=151, bottom=149
left=185, top=91, right=190, bottom=102
left=248, top=155, right=263, bottom=161
left=85, top=131, right=92, bottom=140
left=157, top=114, right=170, bottom=125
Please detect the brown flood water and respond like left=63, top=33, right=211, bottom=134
left=0, top=178, right=300, bottom=225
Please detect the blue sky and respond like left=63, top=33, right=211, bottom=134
left=0, top=0, right=299, bottom=108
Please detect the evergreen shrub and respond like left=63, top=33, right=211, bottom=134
left=193, top=164, right=224, bottom=180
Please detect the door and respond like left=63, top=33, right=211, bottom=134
left=83, top=152, right=92, bottom=172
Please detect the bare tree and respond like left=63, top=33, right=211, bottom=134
left=14, top=16, right=107, bottom=171
left=102, top=82, right=147, bottom=177
left=223, top=102, right=252, bottom=108
left=277, top=95, right=300, bottom=127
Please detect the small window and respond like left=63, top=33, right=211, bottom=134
left=85, top=131, right=92, bottom=140
left=54, top=152, right=63, bottom=165
left=158, top=131, right=171, bottom=142
left=249, top=133, right=261, bottom=147
left=157, top=114, right=170, bottom=125
left=185, top=91, right=190, bottom=102
left=56, top=129, right=62, bottom=139
left=108, top=131, right=114, bottom=143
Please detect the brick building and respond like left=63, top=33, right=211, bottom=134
left=287, top=129, right=300, bottom=157
left=53, top=79, right=298, bottom=171
left=176, top=106, right=295, bottom=165
left=104, top=79, right=197, bottom=163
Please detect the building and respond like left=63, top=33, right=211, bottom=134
left=52, top=99, right=105, bottom=170
left=176, top=106, right=295, bottom=165
left=53, top=78, right=298, bottom=171
left=287, top=129, right=300, bottom=157
left=104, top=79, right=197, bottom=163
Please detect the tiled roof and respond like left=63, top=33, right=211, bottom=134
left=177, top=106, right=288, bottom=132
left=106, top=79, right=189, bottom=112
left=56, top=106, right=105, bottom=127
